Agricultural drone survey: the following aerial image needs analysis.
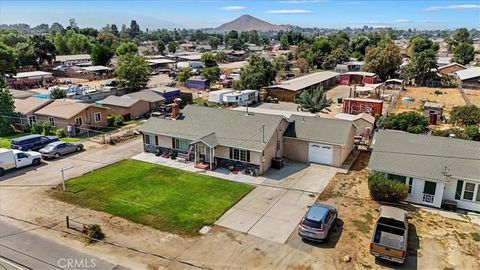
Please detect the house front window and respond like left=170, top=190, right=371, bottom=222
left=231, top=148, right=250, bottom=162
left=463, top=182, right=476, bottom=201
left=28, top=115, right=37, bottom=125
left=48, top=117, right=55, bottom=127
left=75, top=117, right=83, bottom=126
left=144, top=134, right=156, bottom=145
left=94, top=112, right=102, bottom=123
left=173, top=138, right=190, bottom=151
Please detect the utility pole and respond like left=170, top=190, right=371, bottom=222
left=60, top=166, right=74, bottom=192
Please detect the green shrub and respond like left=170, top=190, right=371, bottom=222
left=86, top=224, right=105, bottom=243
left=107, top=114, right=125, bottom=127
left=368, top=171, right=409, bottom=202
left=379, top=111, right=429, bottom=134
left=434, top=90, right=443, bottom=95
left=55, top=128, right=66, bottom=138
left=41, top=122, right=53, bottom=135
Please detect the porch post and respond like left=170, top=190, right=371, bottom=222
left=209, top=147, right=213, bottom=170
left=194, top=144, right=197, bottom=163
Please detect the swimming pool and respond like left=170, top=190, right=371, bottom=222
left=32, top=93, right=51, bottom=99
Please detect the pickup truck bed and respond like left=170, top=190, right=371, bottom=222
left=374, top=224, right=405, bottom=250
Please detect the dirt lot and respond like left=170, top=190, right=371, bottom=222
left=465, top=89, right=480, bottom=105
left=391, top=87, right=466, bottom=116
left=313, top=152, right=480, bottom=269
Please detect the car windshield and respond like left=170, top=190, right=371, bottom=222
left=303, top=218, right=322, bottom=229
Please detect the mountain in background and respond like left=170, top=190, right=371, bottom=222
left=213, top=15, right=290, bottom=32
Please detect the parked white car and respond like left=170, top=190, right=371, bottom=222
left=0, top=148, right=42, bottom=176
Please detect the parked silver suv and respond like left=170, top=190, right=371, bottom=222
left=298, top=203, right=337, bottom=241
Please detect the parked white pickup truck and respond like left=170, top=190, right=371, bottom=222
left=0, top=148, right=42, bottom=176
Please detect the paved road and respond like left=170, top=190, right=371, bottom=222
left=0, top=218, right=128, bottom=270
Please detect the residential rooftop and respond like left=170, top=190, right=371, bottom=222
left=266, top=71, right=339, bottom=92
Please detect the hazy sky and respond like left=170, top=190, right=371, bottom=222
left=1, top=0, right=479, bottom=30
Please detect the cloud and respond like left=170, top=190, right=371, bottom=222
left=395, top=19, right=412, bottom=23
left=424, top=4, right=480, bottom=11
left=278, top=0, right=326, bottom=3
left=220, top=6, right=246, bottom=11
left=267, top=9, right=313, bottom=14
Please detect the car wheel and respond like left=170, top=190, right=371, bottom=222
left=32, top=159, right=41, bottom=166
left=54, top=153, right=60, bottom=159
left=76, top=146, right=82, bottom=152
left=0, top=168, right=4, bottom=177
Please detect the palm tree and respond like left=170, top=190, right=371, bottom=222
left=296, top=86, right=333, bottom=113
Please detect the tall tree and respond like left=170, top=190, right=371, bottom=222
left=453, top=43, right=475, bottom=65
left=115, top=41, right=138, bottom=56
left=200, top=53, right=220, bottom=83
left=29, top=35, right=56, bottom=65
left=0, top=88, right=15, bottom=136
left=406, top=36, right=439, bottom=57
left=239, top=55, right=276, bottom=90
left=167, top=42, right=177, bottom=53
left=364, top=43, right=402, bottom=81
left=307, top=37, right=333, bottom=69
left=296, top=87, right=333, bottom=113
left=115, top=54, right=150, bottom=91
left=129, top=20, right=141, bottom=38
left=322, top=47, right=350, bottom=70
left=176, top=68, right=191, bottom=85
left=91, top=43, right=114, bottom=66
left=402, top=50, right=437, bottom=86
left=110, top=24, right=119, bottom=36
left=0, top=42, right=18, bottom=76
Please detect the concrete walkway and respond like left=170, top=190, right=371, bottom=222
left=132, top=153, right=338, bottom=243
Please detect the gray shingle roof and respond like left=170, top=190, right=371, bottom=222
left=125, top=90, right=166, bottom=103
left=98, top=95, right=139, bottom=108
left=284, top=115, right=354, bottom=146
left=139, top=105, right=285, bottom=152
left=369, top=130, right=480, bottom=182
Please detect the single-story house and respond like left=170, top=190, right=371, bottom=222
left=139, top=105, right=290, bottom=174
left=125, top=90, right=166, bottom=111
left=437, top=62, right=466, bottom=76
left=264, top=71, right=339, bottom=102
left=283, top=115, right=355, bottom=167
left=437, top=57, right=453, bottom=67
left=339, top=71, right=378, bottom=85
left=97, top=95, right=150, bottom=120
left=455, top=67, right=480, bottom=89
left=369, top=130, right=480, bottom=212
left=139, top=106, right=355, bottom=174
left=147, top=58, right=175, bottom=70
left=14, top=97, right=53, bottom=126
left=34, top=99, right=109, bottom=135
left=8, top=71, right=56, bottom=90
left=54, top=54, right=91, bottom=67
left=334, top=113, right=375, bottom=137
left=78, top=65, right=113, bottom=76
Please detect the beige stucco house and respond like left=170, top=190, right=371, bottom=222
left=139, top=106, right=355, bottom=175
left=14, top=97, right=53, bottom=126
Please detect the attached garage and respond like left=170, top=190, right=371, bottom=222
left=283, top=115, right=356, bottom=167
left=308, top=143, right=334, bottom=165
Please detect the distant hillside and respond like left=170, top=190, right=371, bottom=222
left=213, top=15, right=290, bottom=33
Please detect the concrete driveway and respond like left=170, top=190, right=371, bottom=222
left=216, top=163, right=338, bottom=243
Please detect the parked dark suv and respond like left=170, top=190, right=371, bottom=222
left=11, top=134, right=59, bottom=151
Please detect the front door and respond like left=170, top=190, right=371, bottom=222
left=15, top=153, right=31, bottom=168
left=429, top=112, right=438, bottom=125
left=423, top=181, right=437, bottom=204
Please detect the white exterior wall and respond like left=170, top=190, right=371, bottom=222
left=443, top=179, right=480, bottom=212
left=405, top=178, right=444, bottom=208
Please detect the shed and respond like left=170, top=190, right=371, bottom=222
left=97, top=95, right=150, bottom=120
left=423, top=102, right=444, bottom=125
left=186, top=79, right=209, bottom=90
left=149, top=87, right=181, bottom=101
left=339, top=71, right=378, bottom=85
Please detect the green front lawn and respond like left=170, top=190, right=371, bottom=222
left=52, top=159, right=253, bottom=235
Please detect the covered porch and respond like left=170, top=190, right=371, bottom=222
left=191, top=133, right=219, bottom=171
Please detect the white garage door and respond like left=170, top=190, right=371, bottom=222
left=308, top=143, right=334, bottom=165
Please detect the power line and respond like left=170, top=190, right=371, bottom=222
left=373, top=150, right=480, bottom=161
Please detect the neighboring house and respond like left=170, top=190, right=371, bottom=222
left=8, top=71, right=56, bottom=90
left=139, top=106, right=356, bottom=174
left=54, top=54, right=91, bottom=67
left=455, top=67, right=480, bottom=89
left=264, top=71, right=339, bottom=102
left=437, top=62, right=466, bottom=76
left=97, top=95, right=150, bottom=120
left=34, top=99, right=108, bottom=135
left=125, top=90, right=166, bottom=111
left=339, top=71, right=378, bottom=85
left=283, top=115, right=356, bottom=167
left=13, top=97, right=53, bottom=126
left=369, top=130, right=480, bottom=212
left=334, top=113, right=375, bottom=137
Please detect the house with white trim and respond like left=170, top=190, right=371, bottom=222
left=369, top=130, right=480, bottom=212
